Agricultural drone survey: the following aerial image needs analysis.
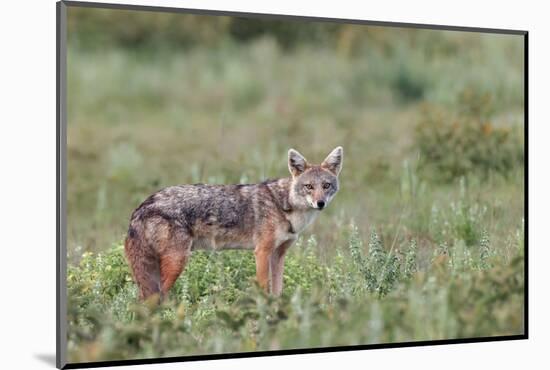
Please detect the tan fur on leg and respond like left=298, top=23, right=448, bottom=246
left=255, top=248, right=272, bottom=292
left=270, top=240, right=294, bottom=296
left=254, top=234, right=277, bottom=293
left=160, top=250, right=190, bottom=299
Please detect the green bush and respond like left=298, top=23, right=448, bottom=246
left=392, top=62, right=432, bottom=102
left=415, top=101, right=524, bottom=182
left=349, top=225, right=402, bottom=297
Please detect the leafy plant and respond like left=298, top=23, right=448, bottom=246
left=415, top=101, right=524, bottom=182
left=348, top=224, right=403, bottom=297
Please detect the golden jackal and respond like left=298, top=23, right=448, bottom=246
left=124, top=147, right=343, bottom=300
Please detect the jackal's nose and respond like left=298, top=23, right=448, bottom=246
left=317, top=200, right=325, bottom=209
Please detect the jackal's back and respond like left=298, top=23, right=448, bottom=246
left=130, top=183, right=260, bottom=235
left=127, top=180, right=295, bottom=252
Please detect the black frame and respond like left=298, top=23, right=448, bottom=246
left=56, top=1, right=529, bottom=368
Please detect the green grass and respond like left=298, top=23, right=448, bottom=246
left=66, top=23, right=525, bottom=363
left=67, top=215, right=524, bottom=362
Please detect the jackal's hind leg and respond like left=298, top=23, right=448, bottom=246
left=159, top=239, right=192, bottom=300
left=124, top=236, right=161, bottom=301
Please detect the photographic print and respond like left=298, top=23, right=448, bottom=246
left=57, top=1, right=527, bottom=368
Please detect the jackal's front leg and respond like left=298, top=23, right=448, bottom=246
left=270, top=240, right=294, bottom=296
left=254, top=238, right=275, bottom=293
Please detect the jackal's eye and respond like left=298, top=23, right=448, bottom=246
left=304, top=183, right=314, bottom=190
left=322, top=182, right=331, bottom=189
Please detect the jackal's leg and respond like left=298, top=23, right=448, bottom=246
left=159, top=238, right=192, bottom=300
left=255, top=237, right=276, bottom=293
left=125, top=236, right=161, bottom=301
left=270, top=240, right=294, bottom=296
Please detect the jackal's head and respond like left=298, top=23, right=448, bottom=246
left=287, top=146, right=343, bottom=211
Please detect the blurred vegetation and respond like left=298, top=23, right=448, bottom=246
left=66, top=6, right=525, bottom=363
left=67, top=7, right=442, bottom=52
left=415, top=92, right=524, bottom=182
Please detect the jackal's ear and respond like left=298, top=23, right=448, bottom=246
left=288, top=148, right=309, bottom=177
left=321, top=146, right=343, bottom=176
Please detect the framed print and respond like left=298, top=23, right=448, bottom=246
left=57, top=1, right=527, bottom=368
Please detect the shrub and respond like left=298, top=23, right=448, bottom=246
left=415, top=101, right=523, bottom=182
left=392, top=62, right=431, bottom=102
left=348, top=224, right=402, bottom=297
